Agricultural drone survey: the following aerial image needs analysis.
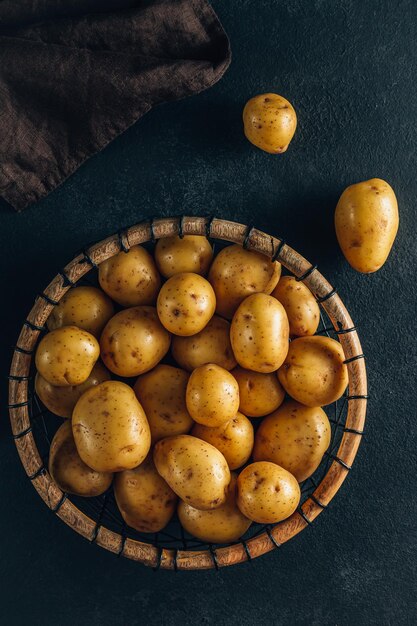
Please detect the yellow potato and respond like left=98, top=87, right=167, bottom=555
left=253, top=400, right=331, bottom=482
left=271, top=276, right=320, bottom=337
left=153, top=435, right=231, bottom=510
left=155, top=235, right=213, bottom=278
left=171, top=315, right=237, bottom=372
left=278, top=336, right=348, bottom=407
left=72, top=381, right=151, bottom=472
left=100, top=306, right=170, bottom=377
left=114, top=455, right=177, bottom=532
left=157, top=272, right=216, bottom=336
left=335, top=178, right=399, bottom=273
left=35, top=326, right=99, bottom=386
left=49, top=421, right=112, bottom=497
left=178, top=474, right=251, bottom=543
left=47, top=286, right=114, bottom=338
left=237, top=461, right=300, bottom=524
left=186, top=364, right=240, bottom=427
left=232, top=367, right=285, bottom=417
left=98, top=245, right=161, bottom=306
left=192, top=412, right=253, bottom=470
left=230, top=293, right=289, bottom=373
left=243, top=93, right=297, bottom=154
left=133, top=364, right=193, bottom=443
left=208, top=244, right=281, bottom=319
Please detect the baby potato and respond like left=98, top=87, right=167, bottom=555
left=192, top=412, right=254, bottom=470
left=232, top=367, right=285, bottom=418
left=271, top=276, right=320, bottom=337
left=253, top=400, right=331, bottom=482
left=208, top=244, right=281, bottom=319
left=133, top=364, right=193, bottom=443
left=72, top=381, right=151, bottom=472
left=171, top=315, right=237, bottom=372
left=98, top=245, right=161, bottom=306
left=47, top=286, right=114, bottom=338
left=153, top=435, right=231, bottom=510
left=49, top=421, right=112, bottom=497
left=178, top=474, right=251, bottom=543
left=335, top=178, right=399, bottom=273
left=114, top=455, right=177, bottom=533
left=230, top=293, right=289, bottom=373
left=157, top=272, right=216, bottom=336
left=278, top=336, right=348, bottom=407
left=155, top=235, right=213, bottom=278
left=186, top=364, right=240, bottom=427
left=100, top=306, right=170, bottom=377
left=35, top=326, right=99, bottom=386
left=237, top=461, right=300, bottom=524
left=243, top=93, right=297, bottom=154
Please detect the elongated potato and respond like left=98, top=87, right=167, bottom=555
left=192, top=412, right=254, bottom=470
left=186, top=364, right=240, bottom=427
left=155, top=235, right=213, bottom=278
left=232, top=367, right=285, bottom=417
left=271, top=276, right=320, bottom=337
left=47, top=286, right=114, bottom=338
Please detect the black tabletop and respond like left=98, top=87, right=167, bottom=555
left=1, top=2, right=416, bottom=625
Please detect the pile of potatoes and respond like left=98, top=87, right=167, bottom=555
left=35, top=236, right=349, bottom=544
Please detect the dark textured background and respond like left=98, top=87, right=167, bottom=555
left=1, top=1, right=416, bottom=624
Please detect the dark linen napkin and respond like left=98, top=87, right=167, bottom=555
left=0, top=0, right=230, bottom=211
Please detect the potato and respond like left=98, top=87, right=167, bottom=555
left=47, top=286, right=114, bottom=338
left=114, top=455, right=177, bottom=532
left=253, top=400, right=331, bottom=482
left=178, top=474, right=251, bottom=543
left=153, top=435, right=231, bottom=510
left=100, top=306, right=170, bottom=377
left=271, top=276, right=320, bottom=337
left=278, top=336, right=348, bottom=407
left=171, top=315, right=236, bottom=372
left=98, top=245, right=160, bottom=306
left=192, top=412, right=253, bottom=470
left=237, top=461, right=300, bottom=524
left=155, top=235, right=213, bottom=278
left=157, top=272, right=215, bottom=336
left=49, top=421, right=112, bottom=497
left=35, top=326, right=99, bottom=386
left=35, top=361, right=111, bottom=418
left=208, top=244, right=281, bottom=319
left=335, top=178, right=399, bottom=273
left=243, top=93, right=297, bottom=154
left=186, top=364, right=240, bottom=427
left=72, top=381, right=151, bottom=472
left=230, top=293, right=289, bottom=373
left=232, top=367, right=285, bottom=418
left=133, top=364, right=193, bottom=443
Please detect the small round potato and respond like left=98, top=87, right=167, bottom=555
left=114, top=455, right=177, bottom=533
left=271, top=276, right=320, bottom=337
left=192, top=412, right=254, bottom=470
left=186, top=364, right=240, bottom=427
left=208, top=244, right=281, bottom=319
left=157, top=272, right=216, bottom=336
left=155, top=235, right=213, bottom=278
left=72, top=381, right=151, bottom=472
left=243, top=93, right=297, bottom=154
left=153, top=435, right=231, bottom=510
left=98, top=245, right=161, bottom=306
left=171, top=315, right=236, bottom=372
left=47, top=286, right=114, bottom=338
left=253, top=400, right=331, bottom=482
left=237, top=461, right=300, bottom=524
left=35, top=326, right=99, bottom=386
left=232, top=367, right=285, bottom=418
left=133, top=364, right=193, bottom=443
left=100, top=306, right=170, bottom=377
left=49, top=421, right=112, bottom=497
left=278, top=336, right=348, bottom=407
left=178, top=474, right=251, bottom=543
left=230, top=293, right=289, bottom=373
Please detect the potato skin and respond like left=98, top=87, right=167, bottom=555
left=47, top=286, right=114, bottom=338
left=271, top=276, right=320, bottom=337
left=208, top=244, right=281, bottom=319
left=100, top=306, right=170, bottom=377
left=243, top=93, right=297, bottom=154
left=72, top=381, right=151, bottom=472
left=192, top=412, right=254, bottom=470
left=155, top=235, right=213, bottom=278
left=335, top=178, right=399, bottom=273
left=186, top=364, right=240, bottom=427
left=278, top=336, right=348, bottom=407
left=230, top=293, right=289, bottom=373
left=253, top=400, right=331, bottom=482
left=153, top=435, right=231, bottom=510
left=232, top=367, right=285, bottom=418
